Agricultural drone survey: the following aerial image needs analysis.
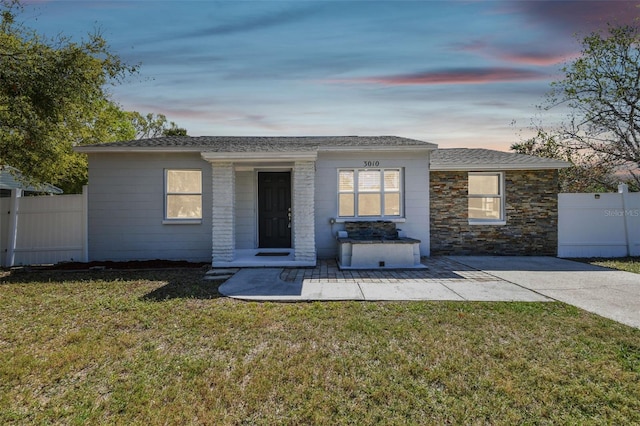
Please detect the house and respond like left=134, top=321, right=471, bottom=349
left=74, top=136, right=569, bottom=267
left=0, top=165, right=63, bottom=196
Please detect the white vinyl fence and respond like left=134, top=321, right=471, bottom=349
left=558, top=189, right=640, bottom=258
left=0, top=188, right=87, bottom=267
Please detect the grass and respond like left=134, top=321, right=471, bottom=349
left=584, top=257, right=640, bottom=274
left=1, top=269, right=639, bottom=425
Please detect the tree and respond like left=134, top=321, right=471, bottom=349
left=521, top=25, right=640, bottom=191
left=0, top=1, right=138, bottom=193
left=128, top=112, right=188, bottom=139
left=512, top=130, right=620, bottom=192
left=163, top=126, right=188, bottom=137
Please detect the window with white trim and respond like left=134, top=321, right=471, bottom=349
left=468, top=172, right=504, bottom=222
left=165, top=169, right=202, bottom=220
left=338, top=169, right=402, bottom=218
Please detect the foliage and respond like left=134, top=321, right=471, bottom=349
left=511, top=130, right=620, bottom=192
left=129, top=111, right=188, bottom=139
left=1, top=269, right=639, bottom=424
left=0, top=1, right=138, bottom=193
left=518, top=25, right=640, bottom=192
left=163, top=126, right=188, bottom=136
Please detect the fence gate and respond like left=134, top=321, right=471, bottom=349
left=558, top=190, right=640, bottom=258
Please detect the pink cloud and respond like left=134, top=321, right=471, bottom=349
left=449, top=39, right=576, bottom=67
left=495, top=51, right=577, bottom=67
left=329, top=68, right=548, bottom=86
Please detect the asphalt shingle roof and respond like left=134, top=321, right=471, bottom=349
left=75, top=136, right=569, bottom=170
left=75, top=136, right=437, bottom=152
left=431, top=148, right=570, bottom=170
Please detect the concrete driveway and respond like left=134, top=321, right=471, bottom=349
left=450, top=256, right=640, bottom=329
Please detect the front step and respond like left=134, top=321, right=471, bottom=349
left=203, top=268, right=239, bottom=281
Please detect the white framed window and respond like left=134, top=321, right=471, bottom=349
left=468, top=172, right=505, bottom=224
left=164, top=169, right=202, bottom=221
left=338, top=168, right=402, bottom=218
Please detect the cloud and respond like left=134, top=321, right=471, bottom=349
left=449, top=40, right=489, bottom=54
left=329, top=68, right=548, bottom=86
left=502, top=1, right=640, bottom=35
left=177, top=5, right=323, bottom=39
left=455, top=2, right=639, bottom=68
left=449, top=39, right=574, bottom=67
left=494, top=50, right=575, bottom=67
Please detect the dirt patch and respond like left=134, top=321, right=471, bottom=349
left=31, top=259, right=210, bottom=271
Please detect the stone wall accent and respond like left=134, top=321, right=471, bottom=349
left=343, top=221, right=398, bottom=239
left=211, top=162, right=235, bottom=263
left=430, top=170, right=559, bottom=255
left=293, top=161, right=316, bottom=263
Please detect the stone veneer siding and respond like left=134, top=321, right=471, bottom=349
left=430, top=170, right=559, bottom=255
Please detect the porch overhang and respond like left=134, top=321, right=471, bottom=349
left=205, top=157, right=317, bottom=268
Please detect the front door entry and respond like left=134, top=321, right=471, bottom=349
left=258, top=172, right=292, bottom=248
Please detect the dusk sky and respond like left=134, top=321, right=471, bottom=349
left=21, top=1, right=640, bottom=151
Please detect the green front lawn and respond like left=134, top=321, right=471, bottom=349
left=1, top=269, right=639, bottom=425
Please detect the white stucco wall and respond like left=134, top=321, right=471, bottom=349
left=86, top=152, right=212, bottom=262
left=314, top=151, right=431, bottom=259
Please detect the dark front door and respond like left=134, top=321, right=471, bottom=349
left=258, top=172, right=292, bottom=248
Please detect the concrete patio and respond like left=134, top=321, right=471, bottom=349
left=218, top=257, right=550, bottom=302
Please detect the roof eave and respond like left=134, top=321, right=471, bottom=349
left=75, top=144, right=438, bottom=154
left=74, top=146, right=206, bottom=153
left=430, top=162, right=571, bottom=171
left=318, top=144, right=438, bottom=152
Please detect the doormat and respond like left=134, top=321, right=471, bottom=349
left=255, top=252, right=290, bottom=257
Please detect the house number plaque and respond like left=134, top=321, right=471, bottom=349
left=363, top=161, right=380, bottom=167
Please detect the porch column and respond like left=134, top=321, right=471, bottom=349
left=293, top=160, right=316, bottom=263
left=211, top=161, right=235, bottom=264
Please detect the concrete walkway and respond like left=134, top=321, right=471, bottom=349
left=218, top=256, right=640, bottom=329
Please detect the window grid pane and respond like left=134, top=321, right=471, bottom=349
left=358, top=193, right=381, bottom=216
left=384, top=193, right=400, bottom=216
left=469, top=174, right=500, bottom=196
left=358, top=170, right=381, bottom=192
left=339, top=193, right=355, bottom=217
left=468, top=197, right=501, bottom=219
left=167, top=170, right=202, bottom=194
left=338, top=171, right=354, bottom=192
left=384, top=170, right=400, bottom=192
left=167, top=195, right=202, bottom=219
